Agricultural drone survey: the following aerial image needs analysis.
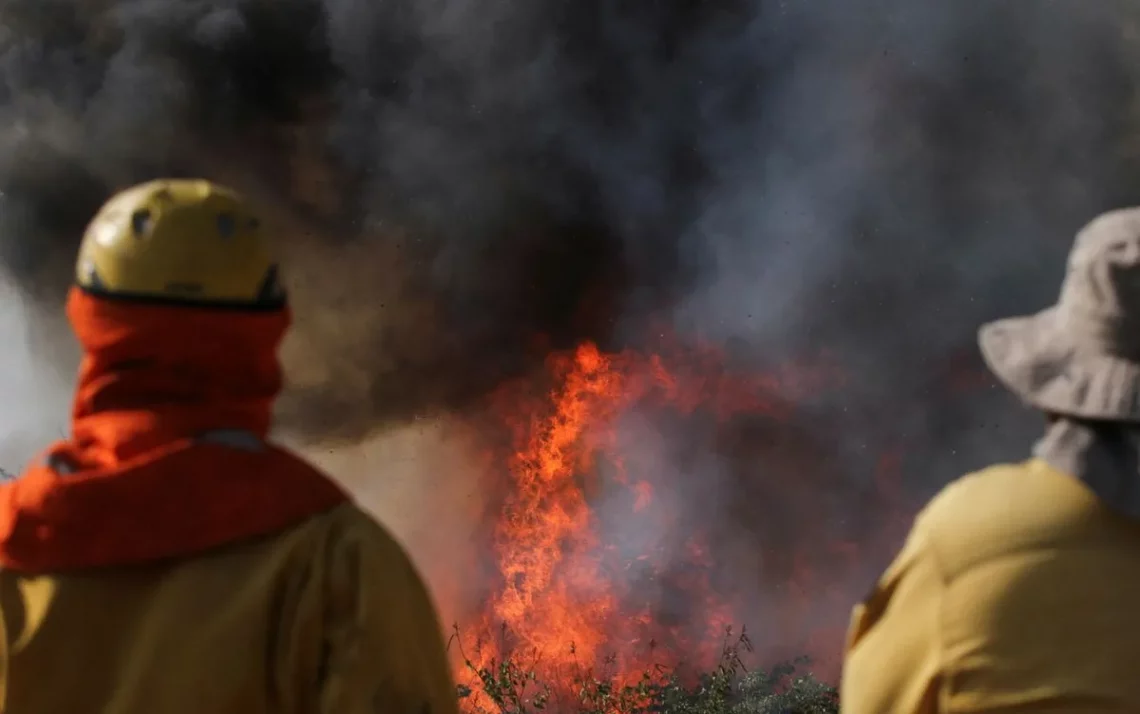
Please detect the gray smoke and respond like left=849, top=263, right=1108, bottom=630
left=0, top=0, right=1138, bottom=675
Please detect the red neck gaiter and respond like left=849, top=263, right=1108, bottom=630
left=0, top=288, right=347, bottom=572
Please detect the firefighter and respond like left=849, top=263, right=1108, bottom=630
left=0, top=179, right=459, bottom=714
left=841, top=207, right=1140, bottom=712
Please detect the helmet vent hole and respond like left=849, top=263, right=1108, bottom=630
left=130, top=210, right=152, bottom=237
left=217, top=213, right=236, bottom=240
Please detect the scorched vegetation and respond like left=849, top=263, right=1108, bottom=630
left=453, top=627, right=839, bottom=714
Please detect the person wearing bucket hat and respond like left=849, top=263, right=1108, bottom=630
left=0, top=180, right=459, bottom=714
left=841, top=208, right=1140, bottom=713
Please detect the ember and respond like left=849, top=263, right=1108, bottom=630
left=456, top=340, right=843, bottom=712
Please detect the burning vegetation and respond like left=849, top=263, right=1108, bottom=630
left=443, top=337, right=864, bottom=712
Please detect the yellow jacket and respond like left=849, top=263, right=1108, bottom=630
left=842, top=458, right=1140, bottom=713
left=0, top=502, right=459, bottom=714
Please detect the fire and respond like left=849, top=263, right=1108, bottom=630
left=456, top=338, right=842, bottom=712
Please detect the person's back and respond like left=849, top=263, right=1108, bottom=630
left=842, top=208, right=1140, bottom=712
left=844, top=457, right=1140, bottom=712
left=0, top=502, right=455, bottom=714
left=0, top=179, right=459, bottom=713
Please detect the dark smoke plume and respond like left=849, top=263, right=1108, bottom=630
left=1, top=1, right=1139, bottom=495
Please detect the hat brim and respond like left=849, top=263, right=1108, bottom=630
left=978, top=306, right=1140, bottom=422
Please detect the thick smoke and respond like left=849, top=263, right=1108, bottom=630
left=0, top=1, right=1133, bottom=439
left=1, top=0, right=1139, bottom=673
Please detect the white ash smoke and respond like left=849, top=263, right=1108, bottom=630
left=0, top=0, right=1137, bottom=673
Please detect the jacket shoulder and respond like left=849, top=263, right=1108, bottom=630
left=302, top=502, right=414, bottom=560
left=913, top=459, right=1116, bottom=580
left=298, top=505, right=459, bottom=714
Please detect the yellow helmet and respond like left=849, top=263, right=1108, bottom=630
left=75, top=179, right=285, bottom=308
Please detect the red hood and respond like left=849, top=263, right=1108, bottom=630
left=0, top=288, right=347, bottom=572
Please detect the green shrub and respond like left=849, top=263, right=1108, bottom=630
left=453, top=627, right=839, bottom=714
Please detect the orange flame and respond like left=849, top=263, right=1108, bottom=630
left=458, top=340, right=842, bottom=711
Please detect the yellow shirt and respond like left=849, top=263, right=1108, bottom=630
left=0, top=502, right=458, bottom=714
left=842, top=459, right=1140, bottom=713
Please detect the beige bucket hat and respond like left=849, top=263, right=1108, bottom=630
left=980, top=207, right=1140, bottom=421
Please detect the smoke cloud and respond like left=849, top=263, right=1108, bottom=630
left=1, top=0, right=1139, bottom=674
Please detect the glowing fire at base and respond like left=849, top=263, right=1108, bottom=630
left=458, top=339, right=836, bottom=710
